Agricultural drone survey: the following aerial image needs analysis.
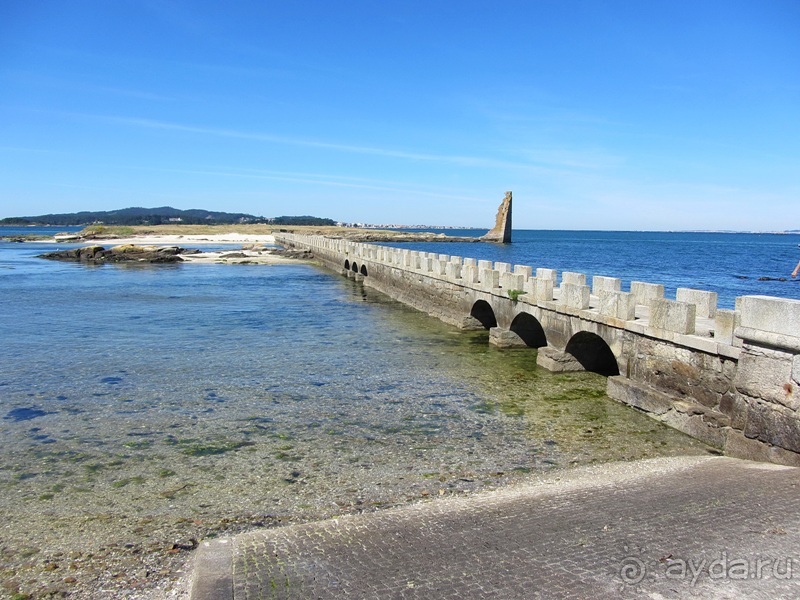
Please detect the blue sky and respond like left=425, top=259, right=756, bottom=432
left=1, top=1, right=798, bottom=230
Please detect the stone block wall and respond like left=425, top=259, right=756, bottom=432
left=728, top=296, right=800, bottom=465
left=598, top=290, right=636, bottom=321
left=649, top=298, right=696, bottom=335
left=677, top=288, right=718, bottom=319
left=630, top=281, right=664, bottom=305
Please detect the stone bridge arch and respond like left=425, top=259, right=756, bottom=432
left=564, top=331, right=620, bottom=376
left=509, top=312, right=547, bottom=348
left=470, top=300, right=497, bottom=329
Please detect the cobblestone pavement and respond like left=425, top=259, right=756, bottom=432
left=191, top=456, right=800, bottom=599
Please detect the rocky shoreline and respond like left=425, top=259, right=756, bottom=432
left=37, top=245, right=314, bottom=265
left=2, top=228, right=480, bottom=246
left=39, top=245, right=194, bottom=264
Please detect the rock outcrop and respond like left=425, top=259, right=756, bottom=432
left=38, top=245, right=196, bottom=263
left=481, top=192, right=512, bottom=243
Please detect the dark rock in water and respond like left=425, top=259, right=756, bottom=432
left=758, top=276, right=787, bottom=282
left=220, top=252, right=249, bottom=258
left=270, top=248, right=314, bottom=260
left=39, top=245, right=186, bottom=264
left=4, top=407, right=52, bottom=422
left=733, top=275, right=750, bottom=280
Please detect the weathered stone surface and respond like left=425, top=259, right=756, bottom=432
left=607, top=376, right=673, bottom=415
left=561, top=271, right=586, bottom=286
left=480, top=268, right=500, bottom=291
left=513, top=265, right=532, bottom=278
left=560, top=283, right=590, bottom=309
left=609, top=374, right=731, bottom=449
left=525, top=277, right=553, bottom=302
left=489, top=327, right=527, bottom=348
left=718, top=392, right=748, bottom=430
left=480, top=191, right=512, bottom=243
left=445, top=262, right=462, bottom=280
left=598, top=290, right=636, bottom=321
left=630, top=281, right=664, bottom=306
left=536, top=346, right=584, bottom=372
left=676, top=287, right=718, bottom=318
left=500, top=272, right=525, bottom=292
left=736, top=295, right=800, bottom=339
left=714, top=308, right=737, bottom=346
left=660, top=410, right=727, bottom=449
left=592, top=275, right=621, bottom=295
left=743, top=400, right=800, bottom=454
left=628, top=336, right=735, bottom=410
left=461, top=264, right=478, bottom=283
left=724, top=429, right=800, bottom=466
left=650, top=298, right=696, bottom=334
left=735, top=346, right=799, bottom=410
left=536, top=268, right=557, bottom=281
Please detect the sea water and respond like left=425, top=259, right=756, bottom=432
left=394, top=230, right=800, bottom=307
left=0, top=231, right=758, bottom=596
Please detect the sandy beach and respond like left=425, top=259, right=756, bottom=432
left=39, top=233, right=311, bottom=265
left=91, top=233, right=277, bottom=246
left=46, top=232, right=277, bottom=246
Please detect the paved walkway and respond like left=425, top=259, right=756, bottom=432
left=190, top=456, right=800, bottom=599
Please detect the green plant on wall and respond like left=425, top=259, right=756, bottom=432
left=507, top=289, right=524, bottom=302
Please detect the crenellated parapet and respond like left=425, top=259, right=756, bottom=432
left=275, top=232, right=800, bottom=467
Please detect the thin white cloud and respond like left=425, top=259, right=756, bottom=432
left=125, top=164, right=489, bottom=203
left=79, top=113, right=565, bottom=172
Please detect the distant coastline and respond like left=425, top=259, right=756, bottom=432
left=3, top=224, right=798, bottom=235
left=0, top=223, right=483, bottom=244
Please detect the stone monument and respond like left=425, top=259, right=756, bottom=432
left=481, top=191, right=512, bottom=243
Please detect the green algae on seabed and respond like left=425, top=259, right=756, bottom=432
left=0, top=264, right=714, bottom=599
left=415, top=326, right=711, bottom=467
left=179, top=440, right=255, bottom=457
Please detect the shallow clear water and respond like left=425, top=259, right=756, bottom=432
left=0, top=237, right=712, bottom=597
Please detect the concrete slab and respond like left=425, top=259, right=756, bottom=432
left=190, top=456, right=800, bottom=599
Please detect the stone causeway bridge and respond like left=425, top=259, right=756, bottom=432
left=275, top=232, right=800, bottom=467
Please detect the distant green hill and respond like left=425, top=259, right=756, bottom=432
left=0, top=207, right=335, bottom=227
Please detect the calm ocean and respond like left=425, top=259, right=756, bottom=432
left=389, top=229, right=800, bottom=308
left=0, top=227, right=795, bottom=595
